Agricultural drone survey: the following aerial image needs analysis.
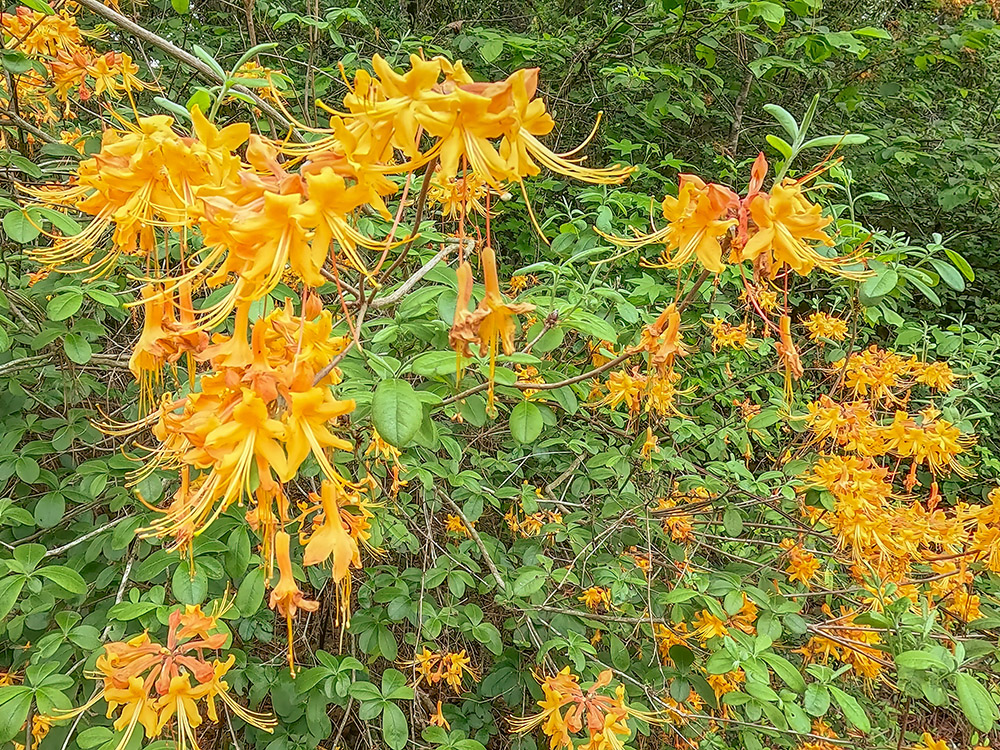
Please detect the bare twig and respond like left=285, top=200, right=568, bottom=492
left=435, top=488, right=506, bottom=593
left=44, top=515, right=131, bottom=557
left=370, top=240, right=468, bottom=309
left=74, top=0, right=301, bottom=139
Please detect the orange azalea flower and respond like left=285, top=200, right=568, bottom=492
left=449, top=247, right=534, bottom=411
left=803, top=311, right=848, bottom=342
left=301, top=481, right=365, bottom=627
left=741, top=178, right=867, bottom=279
left=269, top=530, right=320, bottom=672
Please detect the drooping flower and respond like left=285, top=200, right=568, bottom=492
left=269, top=530, right=320, bottom=672
left=449, top=247, right=535, bottom=411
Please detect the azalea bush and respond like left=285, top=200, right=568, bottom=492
left=1, top=3, right=999, bottom=750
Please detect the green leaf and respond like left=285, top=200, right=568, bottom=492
left=747, top=408, right=781, bottom=430
left=669, top=644, right=695, bottom=670
left=509, top=401, right=543, bottom=444
left=0, top=686, right=32, bottom=742
left=861, top=267, right=898, bottom=299
left=895, top=650, right=948, bottom=671
left=171, top=0, right=190, bottom=13
left=511, top=567, right=546, bottom=597
left=85, top=289, right=121, bottom=307
left=63, top=333, right=93, bottom=364
left=1, top=51, right=34, bottom=74
left=2, top=211, right=40, bottom=244
left=480, top=39, right=503, bottom=63
left=371, top=379, right=423, bottom=448
left=47, top=292, right=84, bottom=321
left=944, top=248, right=975, bottom=281
left=234, top=568, right=265, bottom=616
left=34, top=492, right=65, bottom=527
left=154, top=96, right=193, bottom=122
left=954, top=673, right=998, bottom=732
left=16, top=457, right=40, bottom=483
left=722, top=506, right=743, bottom=536
left=19, top=0, right=55, bottom=14
left=800, top=134, right=869, bottom=150
left=928, top=258, right=964, bottom=292
left=760, top=652, right=805, bottom=693
left=36, top=565, right=87, bottom=594
left=192, top=45, right=227, bottom=79
left=763, top=104, right=799, bottom=140
left=765, top=134, right=793, bottom=159
left=30, top=206, right=81, bottom=236
left=828, top=685, right=870, bottom=732
left=803, top=683, right=830, bottom=716
left=172, top=564, right=209, bottom=605
left=0, top=576, right=25, bottom=619
left=382, top=701, right=408, bottom=750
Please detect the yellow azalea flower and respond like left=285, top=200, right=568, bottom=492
left=430, top=700, right=450, bottom=730
left=742, top=180, right=867, bottom=279
left=803, top=311, right=848, bottom=342
left=103, top=676, right=160, bottom=743
left=578, top=586, right=612, bottom=611
left=283, top=387, right=355, bottom=482
left=914, top=734, right=950, bottom=750
left=428, top=171, right=490, bottom=217
left=301, top=481, right=363, bottom=626
left=269, top=530, right=320, bottom=671
left=154, top=675, right=208, bottom=750
left=27, top=110, right=247, bottom=278
left=631, top=303, right=688, bottom=375
left=618, top=176, right=737, bottom=274
left=780, top=539, right=821, bottom=587
left=640, top=427, right=660, bottom=461
left=201, top=655, right=277, bottom=730
left=916, top=360, right=957, bottom=392
left=776, top=315, right=804, bottom=396
left=449, top=247, right=535, bottom=411
left=445, top=513, right=469, bottom=535
left=598, top=370, right=646, bottom=414
left=707, top=318, right=753, bottom=352
left=691, top=610, right=728, bottom=641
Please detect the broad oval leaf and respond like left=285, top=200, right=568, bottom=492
left=509, top=400, right=542, bottom=444
left=372, top=378, right=423, bottom=448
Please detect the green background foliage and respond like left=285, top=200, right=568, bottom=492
left=2, top=1, right=1000, bottom=749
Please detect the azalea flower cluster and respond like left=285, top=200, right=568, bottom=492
left=610, top=154, right=866, bottom=280
left=510, top=668, right=662, bottom=750
left=403, top=648, right=478, bottom=693
left=0, top=4, right=144, bottom=126
left=797, top=605, right=885, bottom=680
left=800, top=347, right=993, bottom=625
left=23, top=51, right=633, bottom=685
left=111, top=296, right=373, bottom=665
left=49, top=601, right=274, bottom=750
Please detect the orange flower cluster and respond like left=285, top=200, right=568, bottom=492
left=707, top=318, right=752, bottom=351
left=49, top=601, right=274, bottom=749
left=0, top=4, right=145, bottom=124
left=612, top=154, right=867, bottom=279
left=404, top=648, right=478, bottom=693
left=800, top=347, right=995, bottom=625
left=511, top=668, right=662, bottom=750
left=803, top=311, right=848, bottom=342
left=780, top=538, right=822, bottom=587
left=797, top=606, right=884, bottom=680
